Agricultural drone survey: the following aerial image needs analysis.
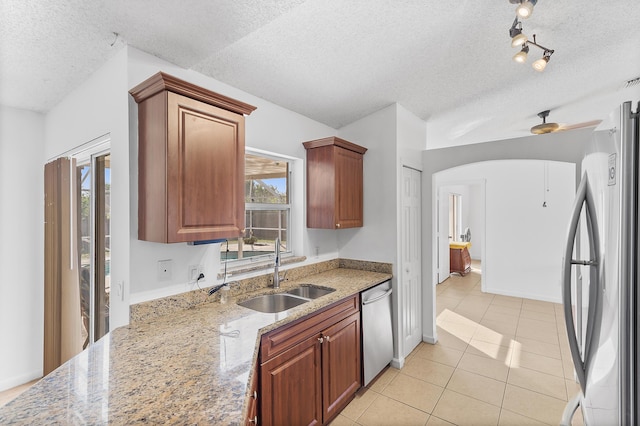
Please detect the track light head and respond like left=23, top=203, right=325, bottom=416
left=532, top=50, right=552, bottom=71
left=513, top=44, right=529, bottom=63
left=516, top=0, right=537, bottom=19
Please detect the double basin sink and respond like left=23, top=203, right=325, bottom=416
left=238, top=284, right=335, bottom=313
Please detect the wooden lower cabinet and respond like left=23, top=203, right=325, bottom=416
left=259, top=296, right=361, bottom=426
left=261, top=334, right=323, bottom=425
left=322, top=313, right=361, bottom=421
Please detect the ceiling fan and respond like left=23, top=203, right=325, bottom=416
left=530, top=110, right=602, bottom=135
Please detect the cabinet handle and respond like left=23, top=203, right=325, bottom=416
left=336, top=223, right=341, bottom=228
left=252, top=390, right=257, bottom=399
left=249, top=415, right=258, bottom=424
left=318, top=337, right=324, bottom=344
left=325, top=335, right=330, bottom=342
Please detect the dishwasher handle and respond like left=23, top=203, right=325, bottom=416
left=362, top=288, right=392, bottom=305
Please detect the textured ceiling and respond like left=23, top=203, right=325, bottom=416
left=2, top=0, right=640, bottom=147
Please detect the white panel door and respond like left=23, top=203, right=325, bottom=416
left=401, top=166, right=422, bottom=356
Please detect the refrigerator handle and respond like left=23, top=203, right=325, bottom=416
left=561, top=393, right=582, bottom=426
left=562, top=173, right=601, bottom=395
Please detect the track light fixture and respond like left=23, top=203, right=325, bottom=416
left=507, top=1, right=554, bottom=72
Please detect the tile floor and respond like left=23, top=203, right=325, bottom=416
left=332, top=261, right=584, bottom=426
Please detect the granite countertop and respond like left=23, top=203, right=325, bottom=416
left=0, top=260, right=391, bottom=425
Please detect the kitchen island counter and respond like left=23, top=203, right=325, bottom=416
left=0, top=259, right=391, bottom=425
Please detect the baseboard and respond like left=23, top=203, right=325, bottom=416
left=391, top=357, right=404, bottom=369
left=423, top=333, right=438, bottom=344
left=0, top=369, right=42, bottom=392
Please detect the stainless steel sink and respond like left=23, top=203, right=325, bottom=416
left=237, top=293, right=308, bottom=313
left=286, top=284, right=335, bottom=299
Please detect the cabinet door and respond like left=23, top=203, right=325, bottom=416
left=261, top=335, right=323, bottom=426
left=166, top=92, right=245, bottom=242
left=334, top=147, right=363, bottom=228
left=322, top=312, right=361, bottom=423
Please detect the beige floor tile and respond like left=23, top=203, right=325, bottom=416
left=432, top=389, right=501, bottom=426
left=402, top=356, right=455, bottom=387
left=457, top=352, right=509, bottom=382
left=357, top=394, right=430, bottom=426
left=511, top=350, right=565, bottom=378
left=502, top=384, right=567, bottom=425
left=517, top=317, right=559, bottom=333
left=466, top=339, right=512, bottom=363
left=329, top=414, right=356, bottom=426
left=415, top=343, right=464, bottom=367
left=368, top=366, right=399, bottom=393
left=473, top=321, right=516, bottom=346
left=482, top=310, right=520, bottom=324
left=446, top=369, right=506, bottom=407
left=473, top=319, right=518, bottom=338
left=519, top=308, right=557, bottom=324
left=437, top=311, right=480, bottom=333
left=512, top=336, right=562, bottom=360
left=405, top=343, right=424, bottom=364
left=435, top=327, right=471, bottom=351
left=382, top=373, right=444, bottom=413
left=516, top=322, right=559, bottom=345
left=452, top=306, right=486, bottom=323
left=484, top=304, right=521, bottom=318
left=507, top=367, right=568, bottom=400
left=498, top=409, right=548, bottom=425
left=437, top=296, right=462, bottom=311
left=491, top=295, right=523, bottom=309
left=426, top=415, right=456, bottom=425
left=562, top=356, right=577, bottom=380
left=521, top=300, right=557, bottom=314
left=341, top=387, right=379, bottom=421
left=440, top=288, right=473, bottom=300
left=565, top=378, right=581, bottom=401
left=458, top=295, right=492, bottom=309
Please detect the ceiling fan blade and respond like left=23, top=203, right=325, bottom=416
left=557, top=120, right=603, bottom=131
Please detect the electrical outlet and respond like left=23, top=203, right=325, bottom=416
left=157, top=259, right=173, bottom=281
left=188, top=264, right=204, bottom=282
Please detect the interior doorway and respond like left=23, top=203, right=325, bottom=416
left=435, top=179, right=486, bottom=288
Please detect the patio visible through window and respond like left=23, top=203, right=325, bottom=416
left=222, top=152, right=290, bottom=262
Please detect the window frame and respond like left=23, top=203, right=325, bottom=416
left=221, top=148, right=294, bottom=266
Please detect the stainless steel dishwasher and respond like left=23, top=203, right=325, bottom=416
left=361, top=280, right=393, bottom=386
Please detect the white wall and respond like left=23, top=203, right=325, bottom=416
left=337, top=104, right=397, bottom=262
left=0, top=107, right=45, bottom=391
left=421, top=128, right=593, bottom=343
left=45, top=47, right=131, bottom=330
left=436, top=160, right=575, bottom=302
left=127, top=48, right=342, bottom=302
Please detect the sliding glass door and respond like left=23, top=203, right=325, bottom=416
left=77, top=152, right=110, bottom=349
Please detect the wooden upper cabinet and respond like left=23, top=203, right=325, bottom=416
left=129, top=72, right=256, bottom=243
left=303, top=137, right=367, bottom=229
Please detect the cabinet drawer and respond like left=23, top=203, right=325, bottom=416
left=260, top=294, right=359, bottom=361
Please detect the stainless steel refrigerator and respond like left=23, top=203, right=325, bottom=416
left=561, top=101, right=639, bottom=425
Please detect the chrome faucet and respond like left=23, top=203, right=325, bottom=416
left=273, top=238, right=286, bottom=288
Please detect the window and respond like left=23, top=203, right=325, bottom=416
left=222, top=151, right=291, bottom=263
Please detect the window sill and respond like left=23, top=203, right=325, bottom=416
left=217, top=255, right=307, bottom=279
